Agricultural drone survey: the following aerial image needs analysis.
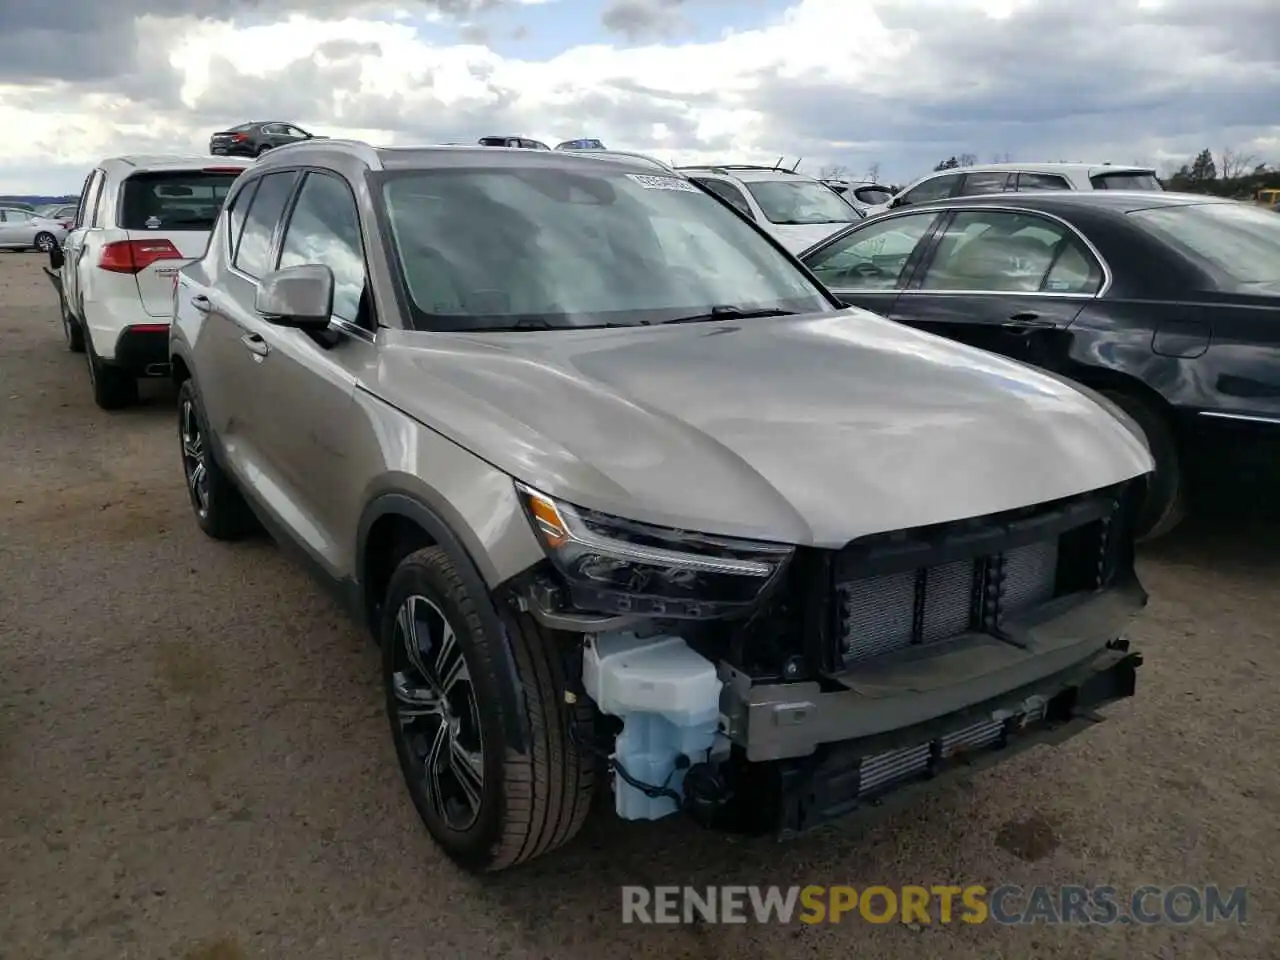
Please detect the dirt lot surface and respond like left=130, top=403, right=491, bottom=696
left=0, top=250, right=1276, bottom=960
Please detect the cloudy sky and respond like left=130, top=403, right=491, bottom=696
left=1, top=0, right=1278, bottom=195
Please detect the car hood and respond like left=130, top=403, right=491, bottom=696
left=370, top=309, right=1154, bottom=547
left=767, top=222, right=851, bottom=254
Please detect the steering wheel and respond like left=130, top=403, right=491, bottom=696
left=841, top=260, right=888, bottom=282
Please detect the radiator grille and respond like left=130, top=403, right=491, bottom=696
left=838, top=537, right=1060, bottom=664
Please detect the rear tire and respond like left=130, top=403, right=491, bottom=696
left=382, top=546, right=595, bottom=872
left=85, top=334, right=138, bottom=410
left=34, top=232, right=56, bottom=253
left=1102, top=389, right=1185, bottom=541
left=61, top=297, right=84, bottom=353
left=177, top=379, right=257, bottom=540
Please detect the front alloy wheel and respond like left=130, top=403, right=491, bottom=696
left=390, top=594, right=486, bottom=832
left=381, top=546, right=596, bottom=872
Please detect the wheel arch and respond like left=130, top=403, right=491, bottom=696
left=357, top=492, right=530, bottom=754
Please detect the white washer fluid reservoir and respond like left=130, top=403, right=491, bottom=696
left=582, top=631, right=727, bottom=821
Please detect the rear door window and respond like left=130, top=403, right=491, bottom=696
left=118, top=170, right=243, bottom=231
left=1015, top=172, right=1072, bottom=192
left=232, top=171, right=299, bottom=278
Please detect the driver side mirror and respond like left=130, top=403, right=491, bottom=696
left=255, top=264, right=333, bottom=329
left=48, top=246, right=64, bottom=270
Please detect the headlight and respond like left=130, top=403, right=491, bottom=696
left=516, top=483, right=794, bottom=619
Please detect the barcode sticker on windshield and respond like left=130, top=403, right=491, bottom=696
left=627, top=173, right=699, bottom=193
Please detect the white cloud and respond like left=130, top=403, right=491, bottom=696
left=1, top=0, right=1278, bottom=195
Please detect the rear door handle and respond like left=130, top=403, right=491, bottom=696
left=240, top=332, right=269, bottom=357
left=190, top=294, right=211, bottom=313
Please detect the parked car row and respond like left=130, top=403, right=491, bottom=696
left=0, top=205, right=71, bottom=252
left=43, top=138, right=1157, bottom=876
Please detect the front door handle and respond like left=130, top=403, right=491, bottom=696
left=191, top=294, right=211, bottom=313
left=240, top=332, right=269, bottom=357
left=1001, top=312, right=1054, bottom=332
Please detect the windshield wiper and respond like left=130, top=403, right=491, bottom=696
left=656, top=305, right=796, bottom=325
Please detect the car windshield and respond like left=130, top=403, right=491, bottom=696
left=119, top=170, right=242, bottom=231
left=742, top=179, right=862, bottom=225
left=1092, top=172, right=1162, bottom=191
left=379, top=166, right=833, bottom=331
left=1129, top=202, right=1280, bottom=289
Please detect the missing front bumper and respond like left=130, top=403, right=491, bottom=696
left=766, top=646, right=1140, bottom=837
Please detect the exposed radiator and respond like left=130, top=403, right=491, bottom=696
left=838, top=537, right=1060, bottom=664
left=858, top=699, right=1049, bottom=797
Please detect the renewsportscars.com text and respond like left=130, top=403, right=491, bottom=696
left=621, top=884, right=1248, bottom=926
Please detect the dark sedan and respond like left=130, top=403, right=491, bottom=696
left=798, top=191, right=1280, bottom=540
left=208, top=121, right=318, bottom=157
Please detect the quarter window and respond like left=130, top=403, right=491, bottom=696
left=917, top=210, right=1102, bottom=294
left=1015, top=172, right=1072, bottom=192
left=690, top=178, right=755, bottom=220
left=226, top=179, right=260, bottom=262
left=233, top=171, right=298, bottom=279
left=277, top=171, right=368, bottom=325
left=803, top=213, right=940, bottom=290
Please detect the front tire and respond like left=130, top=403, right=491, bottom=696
left=177, top=379, right=257, bottom=540
left=382, top=546, right=595, bottom=872
left=1103, top=389, right=1185, bottom=541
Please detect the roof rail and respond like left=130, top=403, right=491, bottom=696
left=675, top=163, right=808, bottom=176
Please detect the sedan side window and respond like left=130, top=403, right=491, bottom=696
left=803, top=213, right=939, bottom=290
left=233, top=171, right=299, bottom=279
left=959, top=171, right=1012, bottom=195
left=918, top=210, right=1102, bottom=294
left=900, top=173, right=961, bottom=207
left=277, top=171, right=369, bottom=326
left=690, top=178, right=755, bottom=220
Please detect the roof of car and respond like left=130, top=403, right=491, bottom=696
left=100, top=154, right=255, bottom=175
left=921, top=161, right=1156, bottom=177
left=911, top=190, right=1232, bottom=215
left=372, top=144, right=681, bottom=176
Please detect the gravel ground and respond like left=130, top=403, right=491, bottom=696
left=0, top=251, right=1276, bottom=960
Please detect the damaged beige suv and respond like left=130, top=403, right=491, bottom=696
left=170, top=140, right=1154, bottom=872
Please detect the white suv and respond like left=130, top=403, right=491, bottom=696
left=676, top=164, right=863, bottom=253
left=865, top=162, right=1162, bottom=217
left=48, top=155, right=252, bottom=409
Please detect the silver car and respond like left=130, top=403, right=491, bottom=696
left=0, top=206, right=66, bottom=252
left=170, top=139, right=1154, bottom=872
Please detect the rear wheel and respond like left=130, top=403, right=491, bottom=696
left=34, top=232, right=57, bottom=253
left=177, top=379, right=257, bottom=540
left=85, top=334, right=138, bottom=410
left=1103, top=389, right=1185, bottom=541
left=382, top=546, right=595, bottom=872
left=60, top=295, right=84, bottom=353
